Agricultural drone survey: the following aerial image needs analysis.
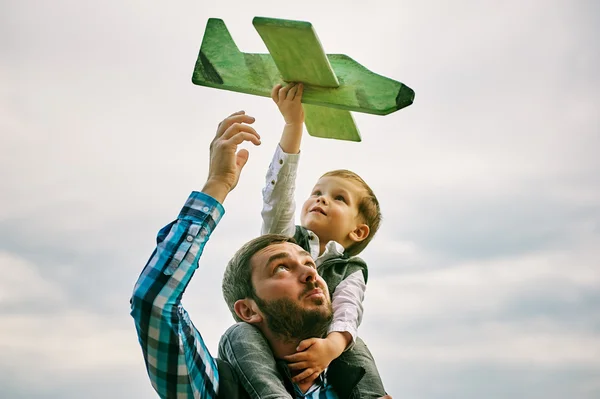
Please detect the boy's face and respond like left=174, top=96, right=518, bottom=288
left=300, top=175, right=367, bottom=248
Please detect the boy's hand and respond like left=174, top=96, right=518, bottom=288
left=272, top=83, right=304, bottom=126
left=283, top=335, right=346, bottom=385
left=272, top=83, right=305, bottom=154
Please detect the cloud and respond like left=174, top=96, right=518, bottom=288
left=2, top=0, right=599, bottom=398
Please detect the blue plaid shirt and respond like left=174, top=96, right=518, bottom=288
left=131, top=191, right=340, bottom=399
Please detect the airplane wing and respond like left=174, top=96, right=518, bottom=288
left=253, top=17, right=360, bottom=141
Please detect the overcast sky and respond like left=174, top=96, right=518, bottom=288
left=1, top=1, right=599, bottom=398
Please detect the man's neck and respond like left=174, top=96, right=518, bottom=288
left=261, top=328, right=299, bottom=359
left=261, top=329, right=323, bottom=394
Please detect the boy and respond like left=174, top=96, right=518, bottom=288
left=219, top=83, right=387, bottom=398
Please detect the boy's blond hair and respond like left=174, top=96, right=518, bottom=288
left=321, top=169, right=382, bottom=256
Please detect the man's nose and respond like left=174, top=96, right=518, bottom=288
left=301, top=264, right=318, bottom=283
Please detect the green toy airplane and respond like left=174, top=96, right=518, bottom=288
left=192, top=17, right=415, bottom=142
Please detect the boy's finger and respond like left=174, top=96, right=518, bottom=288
left=295, top=83, right=304, bottom=102
left=287, top=362, right=309, bottom=371
left=278, top=82, right=294, bottom=102
left=288, top=84, right=298, bottom=100
left=282, top=352, right=306, bottom=363
left=271, top=84, right=282, bottom=103
left=296, top=338, right=315, bottom=352
left=291, top=368, right=314, bottom=382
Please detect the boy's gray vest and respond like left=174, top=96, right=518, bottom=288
left=293, top=226, right=369, bottom=296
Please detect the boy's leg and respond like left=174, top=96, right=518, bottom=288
left=218, top=322, right=293, bottom=399
left=337, top=337, right=387, bottom=398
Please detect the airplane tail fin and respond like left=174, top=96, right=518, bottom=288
left=304, top=105, right=361, bottom=142
left=193, top=19, right=242, bottom=85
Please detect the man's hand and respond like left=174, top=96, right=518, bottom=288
left=283, top=335, right=345, bottom=385
left=201, top=111, right=261, bottom=203
left=272, top=83, right=304, bottom=154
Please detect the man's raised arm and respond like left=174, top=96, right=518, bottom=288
left=130, top=111, right=260, bottom=399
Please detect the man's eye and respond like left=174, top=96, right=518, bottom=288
left=275, top=265, right=289, bottom=273
left=305, top=262, right=317, bottom=269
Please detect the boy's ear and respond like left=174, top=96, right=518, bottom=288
left=233, top=299, right=263, bottom=324
left=349, top=223, right=370, bottom=243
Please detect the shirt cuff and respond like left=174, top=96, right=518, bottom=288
left=178, top=191, right=225, bottom=225
left=273, top=144, right=300, bottom=168
left=328, top=322, right=358, bottom=350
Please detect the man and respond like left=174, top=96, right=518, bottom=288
left=130, top=111, right=392, bottom=398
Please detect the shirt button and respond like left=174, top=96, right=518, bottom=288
left=186, top=235, right=193, bottom=242
left=271, top=180, right=276, bottom=185
left=308, top=234, right=314, bottom=240
left=279, top=159, right=283, bottom=165
left=202, top=206, right=210, bottom=212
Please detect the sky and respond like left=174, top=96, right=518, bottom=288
left=1, top=0, right=599, bottom=398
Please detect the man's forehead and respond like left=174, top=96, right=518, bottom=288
left=252, top=242, right=311, bottom=267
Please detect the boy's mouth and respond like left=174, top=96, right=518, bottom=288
left=310, top=206, right=327, bottom=216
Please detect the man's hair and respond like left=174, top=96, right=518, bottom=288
left=222, top=234, right=296, bottom=322
left=321, top=169, right=382, bottom=256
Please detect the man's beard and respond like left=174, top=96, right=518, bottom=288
left=253, top=286, right=333, bottom=342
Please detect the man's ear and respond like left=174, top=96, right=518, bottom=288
left=349, top=223, right=370, bottom=243
left=233, top=299, right=263, bottom=324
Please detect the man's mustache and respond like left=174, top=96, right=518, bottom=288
left=298, top=281, right=323, bottom=300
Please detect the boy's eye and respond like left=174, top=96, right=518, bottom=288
left=335, top=195, right=346, bottom=203
left=311, top=190, right=321, bottom=196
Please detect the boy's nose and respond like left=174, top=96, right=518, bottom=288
left=316, top=195, right=328, bottom=205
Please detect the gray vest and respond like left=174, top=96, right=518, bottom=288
left=293, top=225, right=369, bottom=298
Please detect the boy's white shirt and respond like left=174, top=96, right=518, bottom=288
left=261, top=145, right=365, bottom=345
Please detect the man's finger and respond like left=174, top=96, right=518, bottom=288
left=222, top=121, right=260, bottom=142
left=271, top=84, right=282, bottom=103
left=217, top=114, right=255, bottom=138
left=235, top=149, right=249, bottom=170
left=227, top=131, right=261, bottom=147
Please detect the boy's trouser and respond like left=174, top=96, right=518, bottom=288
left=218, top=322, right=387, bottom=399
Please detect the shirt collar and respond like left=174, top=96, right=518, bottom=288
left=305, top=229, right=345, bottom=267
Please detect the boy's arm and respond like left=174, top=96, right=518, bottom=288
left=130, top=111, right=260, bottom=398
left=261, top=83, right=305, bottom=236
left=328, top=270, right=366, bottom=346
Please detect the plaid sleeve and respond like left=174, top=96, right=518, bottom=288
left=130, top=191, right=225, bottom=399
